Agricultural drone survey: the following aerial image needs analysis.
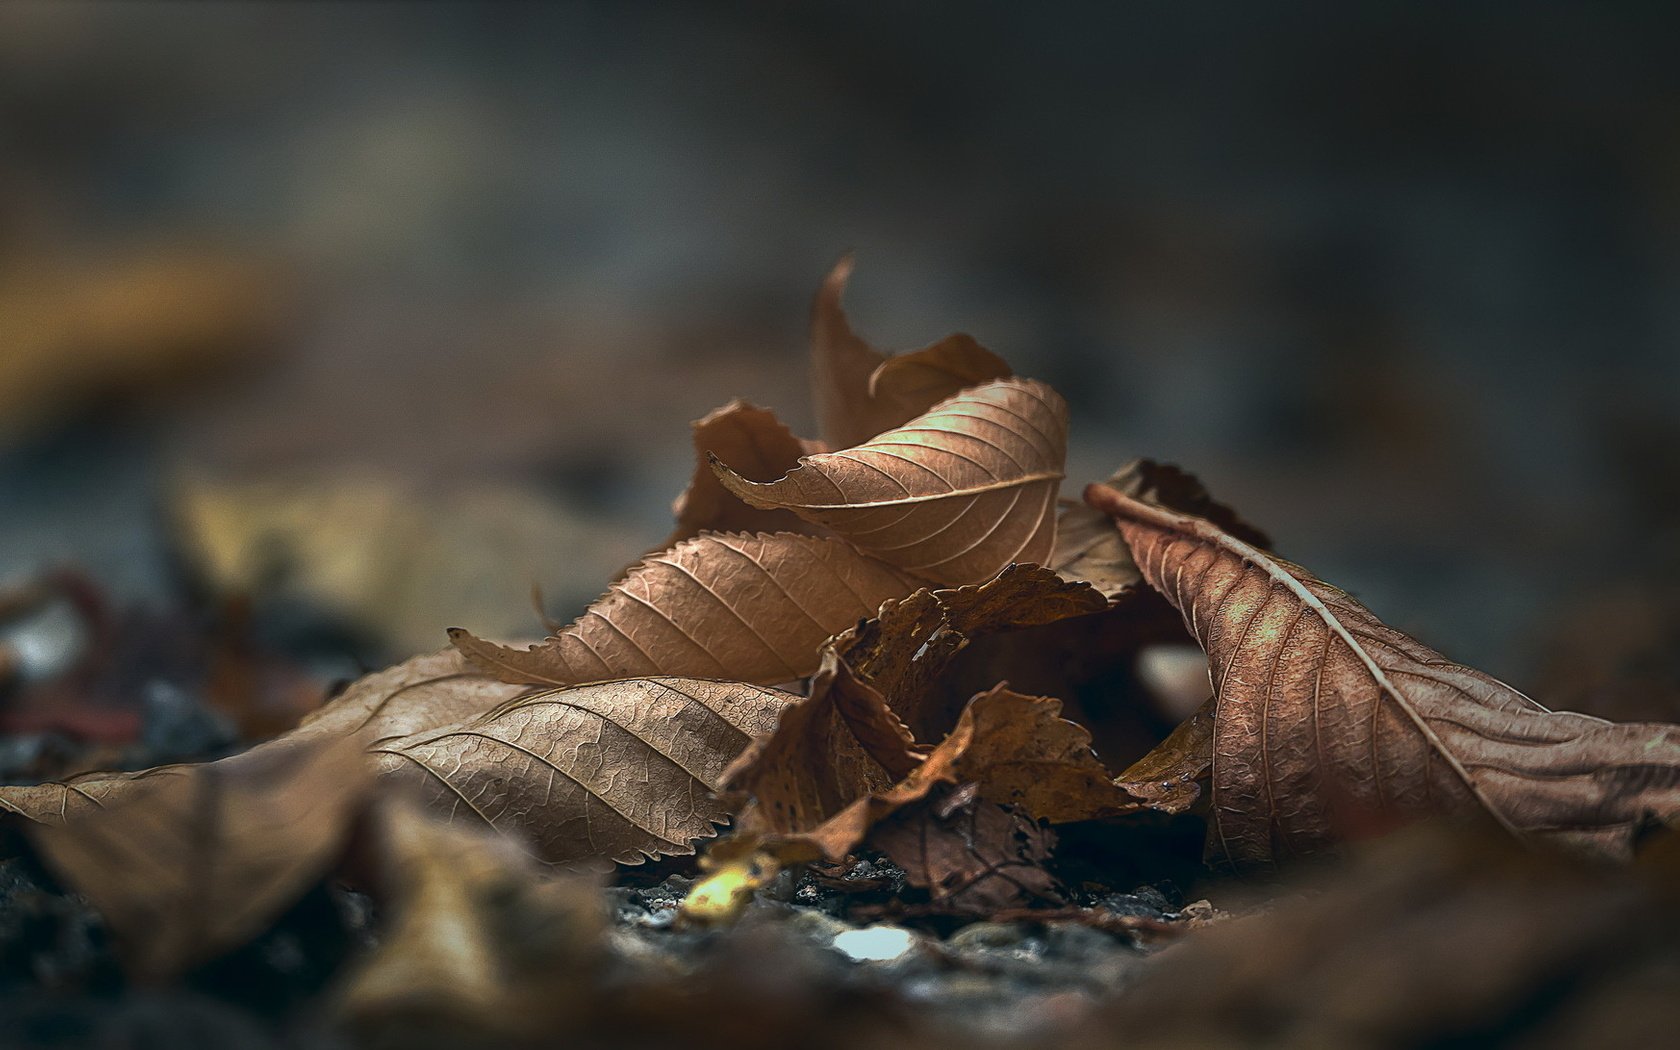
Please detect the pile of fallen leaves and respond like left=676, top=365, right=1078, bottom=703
left=4, top=259, right=1680, bottom=1048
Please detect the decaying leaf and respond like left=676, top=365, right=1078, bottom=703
left=452, top=532, right=923, bottom=688
left=731, top=682, right=1177, bottom=870
left=1052, top=460, right=1270, bottom=599
left=658, top=399, right=824, bottom=552
left=21, top=734, right=371, bottom=979
left=709, top=564, right=1189, bottom=874
left=947, top=685, right=1199, bottom=824
left=719, top=567, right=1109, bottom=860
left=1111, top=697, right=1216, bottom=814
left=714, top=378, right=1067, bottom=586
left=1088, top=482, right=1680, bottom=869
left=371, top=677, right=796, bottom=868
left=338, top=796, right=605, bottom=1040
left=868, top=785, right=1063, bottom=916
left=810, top=255, right=1012, bottom=451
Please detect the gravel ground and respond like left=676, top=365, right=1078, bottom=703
left=0, top=846, right=1192, bottom=1048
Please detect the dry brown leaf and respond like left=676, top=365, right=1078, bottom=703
left=0, top=648, right=524, bottom=828
left=658, top=399, right=825, bottom=552
left=296, top=647, right=533, bottom=742
left=712, top=568, right=1171, bottom=868
left=1053, top=460, right=1271, bottom=599
left=713, top=378, right=1068, bottom=586
left=0, top=653, right=478, bottom=819
left=719, top=565, right=1108, bottom=861
left=949, top=685, right=1195, bottom=824
left=451, top=532, right=924, bottom=688
left=21, top=734, right=371, bottom=979
left=730, top=683, right=1167, bottom=866
left=1087, top=481, right=1680, bottom=869
left=3, top=654, right=787, bottom=878
left=810, top=255, right=1013, bottom=451
left=338, top=797, right=605, bottom=1041
left=371, top=677, right=795, bottom=869
left=868, top=786, right=1064, bottom=916
left=1112, top=696, right=1216, bottom=814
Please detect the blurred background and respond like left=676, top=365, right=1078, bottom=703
left=3, top=1, right=1678, bottom=762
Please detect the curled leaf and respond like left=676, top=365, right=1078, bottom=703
left=452, top=532, right=923, bottom=687
left=717, top=568, right=1130, bottom=863
left=723, top=566, right=1107, bottom=837
left=658, top=399, right=823, bottom=552
left=1087, top=481, right=1680, bottom=868
left=810, top=255, right=1012, bottom=451
left=1112, top=696, right=1216, bottom=814
left=946, top=685, right=1189, bottom=824
left=713, top=378, right=1068, bottom=586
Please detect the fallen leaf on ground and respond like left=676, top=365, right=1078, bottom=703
left=21, top=734, right=371, bottom=979
left=1110, top=697, right=1215, bottom=814
left=714, top=378, right=1067, bottom=586
left=371, top=677, right=796, bottom=869
left=337, top=796, right=605, bottom=1040
left=452, top=532, right=923, bottom=688
left=867, top=785, right=1064, bottom=915
left=294, top=647, right=531, bottom=742
left=809, top=255, right=1012, bottom=451
left=1088, top=481, right=1680, bottom=869
left=721, top=677, right=1180, bottom=868
left=4, top=653, right=784, bottom=875
left=0, top=649, right=520, bottom=825
left=950, top=685, right=1202, bottom=824
left=658, top=399, right=825, bottom=552
left=718, top=566, right=1109, bottom=864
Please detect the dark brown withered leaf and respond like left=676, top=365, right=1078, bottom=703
left=719, top=567, right=1109, bottom=861
left=868, top=787, right=1063, bottom=916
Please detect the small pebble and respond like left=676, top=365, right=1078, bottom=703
left=830, top=925, right=917, bottom=963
